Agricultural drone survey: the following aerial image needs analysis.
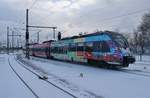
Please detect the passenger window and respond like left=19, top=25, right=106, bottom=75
left=69, top=43, right=76, bottom=51
left=93, top=41, right=102, bottom=52
left=93, top=41, right=110, bottom=52
left=85, top=42, right=93, bottom=52
left=77, top=43, right=84, bottom=51
left=101, top=41, right=110, bottom=52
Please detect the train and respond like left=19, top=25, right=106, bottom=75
left=29, top=31, right=135, bottom=68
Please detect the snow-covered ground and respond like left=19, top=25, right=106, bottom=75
left=0, top=54, right=73, bottom=98
left=0, top=54, right=34, bottom=98
left=136, top=55, right=150, bottom=63
left=136, top=55, right=150, bottom=61
left=0, top=53, right=150, bottom=98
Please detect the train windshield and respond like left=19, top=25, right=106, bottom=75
left=111, top=33, right=129, bottom=49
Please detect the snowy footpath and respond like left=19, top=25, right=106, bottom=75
left=0, top=53, right=150, bottom=98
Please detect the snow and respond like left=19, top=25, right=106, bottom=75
left=0, top=54, right=72, bottom=98
left=0, top=53, right=150, bottom=98
left=136, top=55, right=150, bottom=62
left=28, top=56, right=150, bottom=98
left=0, top=54, right=34, bottom=98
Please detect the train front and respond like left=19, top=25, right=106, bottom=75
left=109, top=33, right=136, bottom=67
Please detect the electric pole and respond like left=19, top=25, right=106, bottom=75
left=19, top=35, right=21, bottom=48
left=25, top=8, right=57, bottom=59
left=26, top=9, right=30, bottom=59
left=37, top=31, right=39, bottom=43
left=12, top=30, right=14, bottom=49
left=7, top=28, right=22, bottom=53
left=7, top=26, right=9, bottom=54
left=28, top=26, right=57, bottom=40
left=17, top=39, right=19, bottom=49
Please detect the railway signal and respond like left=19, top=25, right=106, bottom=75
left=58, top=32, right=61, bottom=40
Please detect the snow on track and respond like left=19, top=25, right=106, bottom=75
left=8, top=57, right=39, bottom=98
left=15, top=56, right=78, bottom=98
left=8, top=54, right=73, bottom=98
left=2, top=53, right=150, bottom=98
left=25, top=55, right=150, bottom=98
left=17, top=55, right=104, bottom=98
left=0, top=54, right=35, bottom=98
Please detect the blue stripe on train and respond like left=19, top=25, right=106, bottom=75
left=85, top=34, right=111, bottom=42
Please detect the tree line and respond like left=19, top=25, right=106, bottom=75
left=125, top=12, right=150, bottom=55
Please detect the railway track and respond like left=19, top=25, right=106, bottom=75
left=8, top=57, right=39, bottom=98
left=14, top=56, right=77, bottom=98
left=116, top=68, right=150, bottom=78
left=15, top=55, right=103, bottom=98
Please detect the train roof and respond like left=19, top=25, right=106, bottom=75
left=61, top=30, right=120, bottom=40
left=29, top=43, right=38, bottom=45
left=43, top=40, right=55, bottom=43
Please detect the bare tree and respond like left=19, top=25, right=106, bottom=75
left=138, top=12, right=150, bottom=54
left=138, top=33, right=145, bottom=60
left=128, top=30, right=145, bottom=60
left=133, top=31, right=140, bottom=54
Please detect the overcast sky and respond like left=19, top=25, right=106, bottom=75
left=0, top=0, right=150, bottom=44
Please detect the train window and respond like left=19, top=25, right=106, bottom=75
left=35, top=48, right=38, bottom=51
left=85, top=42, right=93, bottom=52
left=56, top=47, right=58, bottom=53
left=69, top=43, right=76, bottom=51
left=101, top=41, right=110, bottom=52
left=53, top=47, right=58, bottom=53
left=60, top=47, right=64, bottom=54
left=60, top=47, right=62, bottom=53
left=61, top=47, right=63, bottom=53
left=45, top=47, right=49, bottom=52
left=77, top=46, right=84, bottom=51
left=93, top=41, right=101, bottom=52
left=56, top=46, right=67, bottom=54
left=93, top=41, right=110, bottom=52
left=41, top=48, right=44, bottom=52
left=63, top=46, right=68, bottom=54
left=111, top=33, right=128, bottom=49
left=50, top=47, right=53, bottom=52
left=51, top=47, right=55, bottom=53
left=56, top=47, right=59, bottom=53
left=70, top=47, right=76, bottom=51
left=77, top=43, right=84, bottom=51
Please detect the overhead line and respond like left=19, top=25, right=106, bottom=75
left=98, top=7, right=150, bottom=23
left=16, top=1, right=150, bottom=34
left=15, top=0, right=38, bottom=25
left=29, top=0, right=38, bottom=10
left=30, top=7, right=150, bottom=30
